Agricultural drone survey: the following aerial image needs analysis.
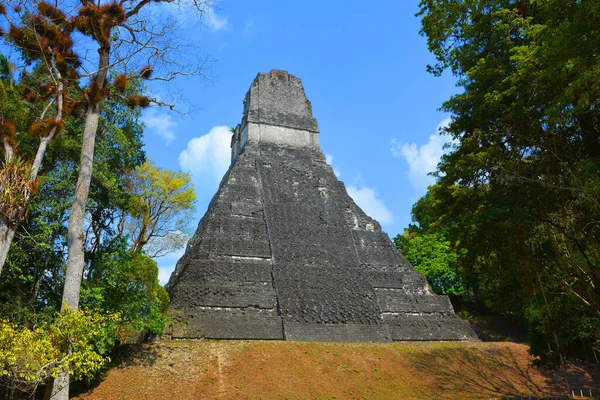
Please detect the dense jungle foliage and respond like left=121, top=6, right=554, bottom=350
left=0, top=0, right=205, bottom=396
left=397, top=0, right=600, bottom=366
left=0, top=54, right=195, bottom=397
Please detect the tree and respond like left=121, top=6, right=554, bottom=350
left=395, top=231, right=466, bottom=297
left=395, top=192, right=468, bottom=297
left=0, top=26, right=71, bottom=274
left=417, top=0, right=600, bottom=363
left=125, top=160, right=196, bottom=257
left=83, top=237, right=169, bottom=344
left=2, top=1, right=210, bottom=396
left=0, top=309, right=118, bottom=398
left=2, top=90, right=146, bottom=307
left=0, top=69, right=152, bottom=395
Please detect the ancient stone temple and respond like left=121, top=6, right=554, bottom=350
left=166, top=70, right=476, bottom=342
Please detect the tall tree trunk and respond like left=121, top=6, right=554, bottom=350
left=50, top=48, right=109, bottom=400
left=48, top=374, right=69, bottom=400
left=60, top=104, right=100, bottom=312
left=0, top=218, right=16, bottom=275
left=3, top=140, right=14, bottom=163
left=49, top=105, right=100, bottom=400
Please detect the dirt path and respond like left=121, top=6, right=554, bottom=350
left=209, top=342, right=228, bottom=397
left=74, top=341, right=598, bottom=400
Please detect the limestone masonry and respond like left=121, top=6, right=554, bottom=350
left=166, top=70, right=476, bottom=341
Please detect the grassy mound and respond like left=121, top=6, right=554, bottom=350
left=75, top=341, right=597, bottom=400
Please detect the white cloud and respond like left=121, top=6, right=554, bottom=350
left=347, top=185, right=393, bottom=225
left=142, top=109, right=176, bottom=145
left=325, top=153, right=341, bottom=178
left=325, top=153, right=390, bottom=224
left=390, top=117, right=455, bottom=191
left=179, top=125, right=231, bottom=182
left=206, top=7, right=228, bottom=32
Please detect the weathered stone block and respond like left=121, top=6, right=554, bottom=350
left=169, top=282, right=277, bottom=309
left=207, top=237, right=271, bottom=258
left=175, top=311, right=283, bottom=339
left=283, top=322, right=392, bottom=342
left=383, top=313, right=478, bottom=341
left=180, top=260, right=272, bottom=284
left=375, top=290, right=454, bottom=314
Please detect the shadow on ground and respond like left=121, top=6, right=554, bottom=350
left=403, top=344, right=598, bottom=399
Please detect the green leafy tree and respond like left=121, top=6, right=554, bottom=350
left=0, top=61, right=172, bottom=394
left=0, top=78, right=147, bottom=312
left=395, top=231, right=466, bottom=297
left=0, top=3, right=79, bottom=274
left=395, top=192, right=467, bottom=297
left=125, top=160, right=197, bottom=257
left=1, top=0, right=208, bottom=341
left=1, top=3, right=208, bottom=392
left=417, top=0, right=600, bottom=363
left=83, top=238, right=169, bottom=344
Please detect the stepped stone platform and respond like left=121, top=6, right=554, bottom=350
left=166, top=70, right=476, bottom=342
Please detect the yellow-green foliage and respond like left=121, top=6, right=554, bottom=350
left=127, top=159, right=196, bottom=256
left=0, top=308, right=118, bottom=392
left=0, top=320, right=56, bottom=385
left=132, top=159, right=196, bottom=220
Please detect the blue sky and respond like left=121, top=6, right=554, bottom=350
left=135, top=0, right=459, bottom=284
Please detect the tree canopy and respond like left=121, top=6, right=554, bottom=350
left=0, top=49, right=195, bottom=398
left=411, top=0, right=600, bottom=364
left=126, top=160, right=196, bottom=257
left=1, top=1, right=210, bottom=396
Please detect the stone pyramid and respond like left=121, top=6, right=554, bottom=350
left=166, top=70, right=476, bottom=342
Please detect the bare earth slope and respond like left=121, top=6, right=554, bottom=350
left=75, top=341, right=597, bottom=400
